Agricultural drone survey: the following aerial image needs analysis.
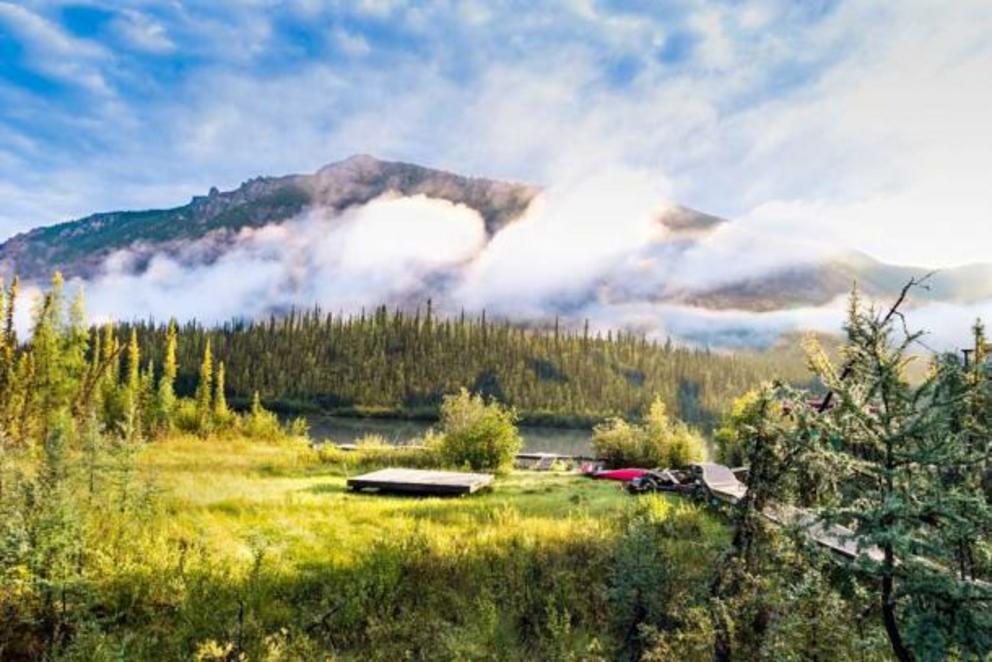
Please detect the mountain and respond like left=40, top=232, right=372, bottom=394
left=0, top=155, right=538, bottom=282
left=685, top=252, right=992, bottom=311
left=1, top=154, right=990, bottom=316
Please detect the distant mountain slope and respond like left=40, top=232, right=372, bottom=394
left=1, top=154, right=989, bottom=314
left=0, top=155, right=539, bottom=281
left=686, top=253, right=992, bottom=311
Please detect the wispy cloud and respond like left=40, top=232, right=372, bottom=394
left=112, top=9, right=175, bottom=54
left=1, top=0, right=991, bottom=269
left=0, top=2, right=111, bottom=94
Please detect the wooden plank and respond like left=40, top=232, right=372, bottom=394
left=347, top=468, right=494, bottom=496
left=764, top=503, right=885, bottom=563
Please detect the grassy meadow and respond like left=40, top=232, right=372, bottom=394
left=37, top=436, right=726, bottom=660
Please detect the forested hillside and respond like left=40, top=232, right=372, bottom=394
left=125, top=305, right=815, bottom=428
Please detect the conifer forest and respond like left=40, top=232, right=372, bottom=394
left=122, top=304, right=813, bottom=429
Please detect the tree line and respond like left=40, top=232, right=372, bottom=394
left=0, top=274, right=293, bottom=453
left=122, top=303, right=813, bottom=429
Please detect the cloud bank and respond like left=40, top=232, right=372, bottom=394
left=79, top=194, right=486, bottom=324
left=28, top=182, right=977, bottom=354
left=2, top=1, right=992, bottom=270
left=3, top=2, right=991, bottom=350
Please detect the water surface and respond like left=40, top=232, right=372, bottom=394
left=304, top=415, right=594, bottom=456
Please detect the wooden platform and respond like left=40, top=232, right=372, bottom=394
left=347, top=468, right=494, bottom=496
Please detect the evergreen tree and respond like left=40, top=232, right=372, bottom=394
left=122, top=328, right=142, bottom=440
left=156, top=319, right=178, bottom=430
left=0, top=277, right=13, bottom=427
left=195, top=339, right=213, bottom=431
left=125, top=329, right=141, bottom=406
left=98, top=322, right=122, bottom=427
left=29, top=273, right=88, bottom=441
left=213, top=361, right=229, bottom=420
left=708, top=383, right=830, bottom=661
left=809, top=297, right=992, bottom=660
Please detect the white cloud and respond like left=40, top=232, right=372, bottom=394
left=0, top=2, right=111, bottom=95
left=113, top=9, right=175, bottom=54
left=333, top=28, right=371, bottom=57
left=79, top=194, right=487, bottom=324
left=455, top=168, right=671, bottom=314
left=719, top=1, right=992, bottom=267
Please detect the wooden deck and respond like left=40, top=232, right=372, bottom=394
left=347, top=468, right=494, bottom=496
left=764, top=503, right=885, bottom=563
left=692, top=462, right=885, bottom=562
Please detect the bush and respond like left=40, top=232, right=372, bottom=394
left=240, top=395, right=287, bottom=442
left=609, top=498, right=725, bottom=660
left=173, top=399, right=202, bottom=434
left=592, top=398, right=705, bottom=469
left=435, top=388, right=522, bottom=473
left=171, top=392, right=302, bottom=443
left=713, top=389, right=763, bottom=467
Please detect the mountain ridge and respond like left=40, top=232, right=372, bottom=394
left=1, top=155, right=990, bottom=314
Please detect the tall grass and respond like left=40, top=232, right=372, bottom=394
left=4, top=436, right=727, bottom=660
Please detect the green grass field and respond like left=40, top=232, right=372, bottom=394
left=141, top=437, right=636, bottom=570
left=27, top=437, right=726, bottom=660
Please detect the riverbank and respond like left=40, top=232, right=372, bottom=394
left=257, top=399, right=607, bottom=430
left=301, top=413, right=597, bottom=456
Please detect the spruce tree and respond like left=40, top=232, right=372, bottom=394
left=809, top=296, right=992, bottom=660
left=195, top=339, right=213, bottom=432
left=213, top=361, right=229, bottom=420
left=0, top=277, right=10, bottom=424
left=156, top=320, right=178, bottom=430
left=122, top=328, right=142, bottom=440
left=125, top=329, right=140, bottom=403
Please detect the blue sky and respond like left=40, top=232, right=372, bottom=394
left=1, top=0, right=991, bottom=267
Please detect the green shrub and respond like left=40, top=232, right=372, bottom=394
left=713, top=389, right=763, bottom=467
left=435, top=388, right=522, bottom=473
left=592, top=398, right=706, bottom=469
left=609, top=498, right=725, bottom=660
left=173, top=399, right=202, bottom=434
left=239, top=392, right=288, bottom=442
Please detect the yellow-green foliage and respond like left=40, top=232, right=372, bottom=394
left=713, top=388, right=762, bottom=467
left=593, top=398, right=707, bottom=469
left=434, top=388, right=523, bottom=473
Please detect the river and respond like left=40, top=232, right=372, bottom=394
left=303, top=414, right=594, bottom=456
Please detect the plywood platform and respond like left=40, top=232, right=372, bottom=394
left=347, top=468, right=494, bottom=496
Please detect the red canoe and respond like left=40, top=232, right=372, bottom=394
left=589, top=468, right=649, bottom=482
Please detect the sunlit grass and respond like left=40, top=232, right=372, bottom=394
left=138, top=435, right=637, bottom=568
left=47, top=435, right=727, bottom=659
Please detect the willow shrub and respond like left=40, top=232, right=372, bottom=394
left=434, top=388, right=523, bottom=474
left=593, top=398, right=706, bottom=469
